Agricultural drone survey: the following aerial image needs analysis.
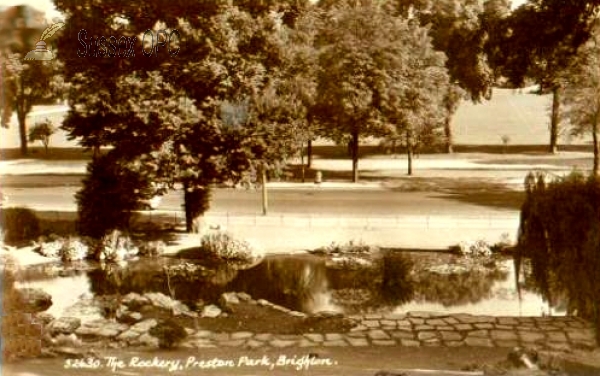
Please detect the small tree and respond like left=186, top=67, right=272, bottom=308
left=28, top=120, right=55, bottom=155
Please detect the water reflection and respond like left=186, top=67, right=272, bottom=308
left=19, top=252, right=554, bottom=317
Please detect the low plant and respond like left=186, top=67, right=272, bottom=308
left=313, top=240, right=377, bottom=255
left=60, top=237, right=89, bottom=263
left=97, top=230, right=138, bottom=262
left=139, top=240, right=166, bottom=258
left=149, top=318, right=187, bottom=349
left=0, top=207, right=41, bottom=245
left=453, top=239, right=493, bottom=258
left=200, top=231, right=262, bottom=264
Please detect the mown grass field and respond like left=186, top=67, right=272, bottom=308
left=0, top=88, right=590, bottom=153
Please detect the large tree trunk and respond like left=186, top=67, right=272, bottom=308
left=549, top=86, right=560, bottom=154
left=261, top=165, right=268, bottom=216
left=407, top=129, right=413, bottom=176
left=351, top=130, right=359, bottom=183
left=307, top=139, right=313, bottom=168
left=183, top=184, right=210, bottom=233
left=444, top=114, right=453, bottom=154
left=17, top=111, right=27, bottom=156
left=593, top=110, right=599, bottom=176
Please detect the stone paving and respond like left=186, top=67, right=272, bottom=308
left=176, top=312, right=598, bottom=351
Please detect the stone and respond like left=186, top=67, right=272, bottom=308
left=129, top=319, right=158, bottom=333
left=188, top=339, right=216, bottom=348
left=138, top=333, right=159, bottom=347
left=289, top=311, right=307, bottom=318
left=444, top=341, right=465, bottom=347
left=417, top=331, right=437, bottom=341
left=312, top=311, right=343, bottom=319
left=237, top=292, right=252, bottom=302
left=323, top=340, right=348, bottom=347
left=231, top=332, right=254, bottom=340
left=414, top=325, right=434, bottom=331
left=325, top=333, right=344, bottom=341
left=299, top=339, right=319, bottom=348
left=444, top=317, right=459, bottom=325
left=390, top=331, right=415, bottom=340
left=423, top=339, right=442, bottom=347
left=363, top=320, right=380, bottom=328
left=368, top=330, right=390, bottom=340
left=96, top=327, right=122, bottom=338
left=397, top=319, right=412, bottom=328
left=475, top=323, right=494, bottom=330
left=365, top=314, right=382, bottom=319
left=347, top=337, right=369, bottom=346
left=219, top=292, right=240, bottom=308
left=220, top=339, right=245, bottom=347
left=54, top=333, right=82, bottom=347
left=211, top=333, right=230, bottom=341
left=465, top=337, right=494, bottom=347
left=347, top=332, right=367, bottom=338
left=383, top=313, right=406, bottom=320
left=498, top=317, right=519, bottom=326
left=270, top=304, right=290, bottom=313
left=408, top=312, right=432, bottom=319
left=202, top=304, right=222, bottom=318
left=270, top=339, right=297, bottom=348
left=49, top=317, right=81, bottom=335
left=400, top=339, right=421, bottom=347
left=117, top=311, right=142, bottom=325
left=519, top=331, right=546, bottom=343
left=435, top=325, right=455, bottom=331
left=173, top=302, right=192, bottom=316
left=246, top=340, right=264, bottom=349
left=495, top=340, right=520, bottom=348
left=490, top=330, right=518, bottom=341
left=372, top=340, right=396, bottom=346
left=467, top=330, right=490, bottom=338
left=53, top=347, right=85, bottom=358
left=143, top=292, right=177, bottom=310
left=440, top=331, right=463, bottom=341
left=17, top=288, right=52, bottom=313
left=408, top=318, right=425, bottom=325
left=304, top=333, right=324, bottom=342
left=546, top=331, right=567, bottom=342
left=257, top=299, right=270, bottom=306
left=381, top=320, right=396, bottom=327
left=191, top=330, right=213, bottom=338
left=544, top=342, right=571, bottom=352
left=454, top=324, right=473, bottom=331
left=351, top=325, right=368, bottom=332
left=117, top=329, right=141, bottom=342
left=567, top=329, right=596, bottom=342
left=121, top=293, right=150, bottom=310
left=255, top=333, right=273, bottom=341
left=426, top=319, right=446, bottom=326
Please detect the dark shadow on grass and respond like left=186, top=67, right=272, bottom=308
left=453, top=144, right=593, bottom=154
left=1, top=174, right=85, bottom=188
left=431, top=191, right=525, bottom=210
left=0, top=147, right=98, bottom=161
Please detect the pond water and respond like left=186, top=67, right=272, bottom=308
left=14, top=251, right=561, bottom=318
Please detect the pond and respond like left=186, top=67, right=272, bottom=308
left=13, top=251, right=561, bottom=318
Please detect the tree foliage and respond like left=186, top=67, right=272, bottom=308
left=518, top=171, right=600, bottom=342
left=27, top=119, right=55, bottom=154
left=560, top=23, right=600, bottom=175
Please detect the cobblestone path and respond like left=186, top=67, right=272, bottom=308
left=179, top=312, right=598, bottom=351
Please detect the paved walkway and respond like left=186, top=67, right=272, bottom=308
left=177, top=312, right=597, bottom=352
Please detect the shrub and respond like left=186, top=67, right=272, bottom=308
left=76, top=153, right=154, bottom=238
left=60, top=237, right=89, bottom=262
left=313, top=240, right=378, bottom=255
left=149, top=319, right=187, bottom=349
left=97, top=230, right=138, bottom=262
left=139, top=240, right=166, bottom=258
left=200, top=231, right=263, bottom=266
left=0, top=207, right=41, bottom=245
left=456, top=239, right=493, bottom=258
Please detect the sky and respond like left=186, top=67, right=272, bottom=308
left=2, top=0, right=530, bottom=21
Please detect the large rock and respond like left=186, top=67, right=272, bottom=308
left=143, top=292, right=178, bottom=311
left=17, top=288, right=52, bottom=313
left=202, top=305, right=222, bottom=318
left=49, top=317, right=82, bottom=335
left=121, top=292, right=150, bottom=310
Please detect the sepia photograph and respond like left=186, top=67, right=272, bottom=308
left=1, top=0, right=600, bottom=375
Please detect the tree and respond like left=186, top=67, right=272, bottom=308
left=0, top=5, right=61, bottom=156
left=502, top=0, right=600, bottom=153
left=315, top=1, right=393, bottom=182
left=56, top=1, right=300, bottom=231
left=560, top=22, right=600, bottom=175
left=27, top=119, right=55, bottom=155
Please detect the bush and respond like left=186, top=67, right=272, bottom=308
left=200, top=231, right=263, bottom=267
left=313, top=240, right=378, bottom=255
left=0, top=207, right=41, bottom=245
left=76, top=153, right=155, bottom=238
left=139, top=240, right=166, bottom=258
left=97, top=230, right=139, bottom=262
left=149, top=319, right=187, bottom=349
